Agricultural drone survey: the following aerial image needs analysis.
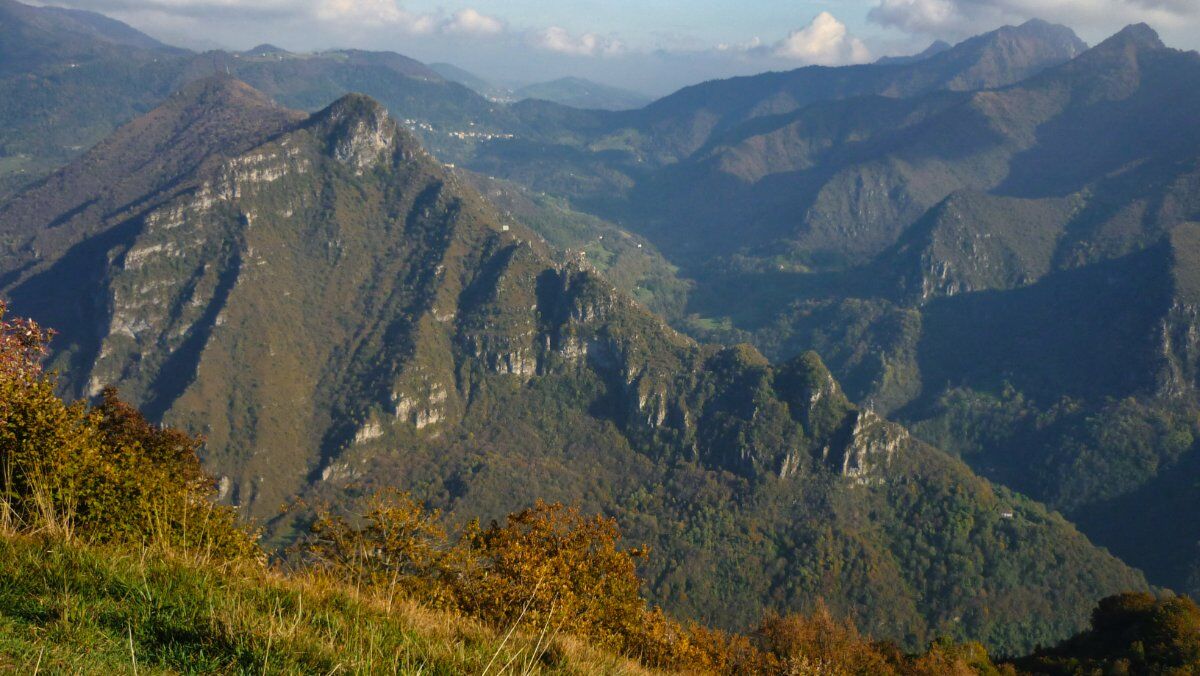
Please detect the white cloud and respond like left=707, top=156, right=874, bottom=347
left=711, top=13, right=871, bottom=65
left=771, top=12, right=872, bottom=64
left=45, top=0, right=503, bottom=37
left=869, top=0, right=1200, bottom=37
left=314, top=1, right=503, bottom=36
left=315, top=0, right=420, bottom=28
left=442, top=8, right=504, bottom=36
left=529, top=26, right=625, bottom=57
left=869, top=0, right=963, bottom=35
left=715, top=36, right=763, bottom=52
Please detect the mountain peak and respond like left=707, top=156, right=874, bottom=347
left=320, top=92, right=389, bottom=118
left=244, top=43, right=287, bottom=56
left=1016, top=18, right=1057, bottom=31
left=991, top=18, right=1087, bottom=55
left=911, top=18, right=1086, bottom=92
left=1098, top=23, right=1166, bottom=52
left=168, top=75, right=278, bottom=111
left=1062, top=23, right=1168, bottom=95
left=774, top=351, right=853, bottom=439
left=876, top=40, right=951, bottom=65
left=312, top=93, right=403, bottom=171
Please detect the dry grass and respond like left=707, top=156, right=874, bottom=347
left=0, top=532, right=658, bottom=675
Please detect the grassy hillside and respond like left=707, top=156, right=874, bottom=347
left=0, top=534, right=646, bottom=675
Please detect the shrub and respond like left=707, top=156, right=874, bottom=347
left=464, top=501, right=648, bottom=644
left=1013, top=592, right=1200, bottom=674
left=298, top=493, right=718, bottom=667
left=295, top=491, right=1015, bottom=673
left=301, top=489, right=468, bottom=607
left=0, top=303, right=258, bottom=560
left=755, top=605, right=895, bottom=674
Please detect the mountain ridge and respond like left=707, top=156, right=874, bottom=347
left=516, top=77, right=652, bottom=111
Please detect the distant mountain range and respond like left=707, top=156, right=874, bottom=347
left=618, top=23, right=1200, bottom=601
left=432, top=21, right=1200, bottom=604
left=0, top=0, right=511, bottom=197
left=429, top=62, right=510, bottom=100
left=430, top=64, right=653, bottom=110
left=514, top=77, right=652, bottom=111
left=4, top=0, right=1200, bottom=655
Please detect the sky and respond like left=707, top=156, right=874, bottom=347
left=34, top=0, right=1200, bottom=95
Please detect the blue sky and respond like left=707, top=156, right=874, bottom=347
left=35, top=0, right=1200, bottom=95
left=400, top=0, right=879, bottom=49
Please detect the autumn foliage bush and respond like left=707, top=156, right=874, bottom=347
left=301, top=496, right=705, bottom=667
left=300, top=490, right=467, bottom=606
left=0, top=302, right=257, bottom=559
left=298, top=490, right=1017, bottom=673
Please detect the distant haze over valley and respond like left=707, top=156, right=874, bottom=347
left=22, top=0, right=1200, bottom=95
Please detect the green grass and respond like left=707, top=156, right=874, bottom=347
left=0, top=534, right=650, bottom=674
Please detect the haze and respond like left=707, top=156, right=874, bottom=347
left=29, top=0, right=1200, bottom=95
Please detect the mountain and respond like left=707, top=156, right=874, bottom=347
left=0, top=0, right=180, bottom=75
left=0, top=81, right=1147, bottom=653
left=516, top=77, right=652, bottom=111
left=461, top=19, right=1090, bottom=221
left=876, top=41, right=952, bottom=66
left=429, top=62, right=513, bottom=101
left=426, top=69, right=654, bottom=113
left=442, top=19, right=1200, bottom=609
left=181, top=47, right=510, bottom=160
left=506, top=19, right=1087, bottom=168
left=618, top=24, right=1200, bottom=272
left=0, top=75, right=305, bottom=383
left=0, top=1, right=1089, bottom=210
left=0, top=0, right=187, bottom=195
left=0, top=0, right=522, bottom=198
left=641, top=26, right=1200, bottom=599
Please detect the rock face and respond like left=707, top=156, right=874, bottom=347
left=774, top=351, right=903, bottom=481
left=1156, top=224, right=1200, bottom=398
left=326, top=95, right=398, bottom=172
left=0, top=83, right=1149, bottom=654
left=829, top=410, right=907, bottom=483
left=883, top=192, right=1076, bottom=303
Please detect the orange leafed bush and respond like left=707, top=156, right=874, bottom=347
left=296, top=490, right=1015, bottom=673
left=302, top=489, right=468, bottom=606
left=300, top=494, right=717, bottom=667
left=464, top=502, right=648, bottom=641
left=0, top=302, right=258, bottom=560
